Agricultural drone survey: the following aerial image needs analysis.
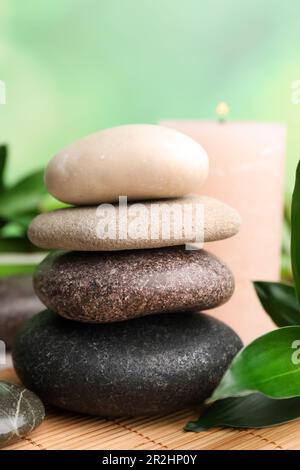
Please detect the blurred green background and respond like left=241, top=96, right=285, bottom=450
left=0, top=0, right=299, bottom=277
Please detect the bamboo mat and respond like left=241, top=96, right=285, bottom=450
left=1, top=368, right=300, bottom=451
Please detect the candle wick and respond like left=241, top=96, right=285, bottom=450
left=216, top=102, right=229, bottom=124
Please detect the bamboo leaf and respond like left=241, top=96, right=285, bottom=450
left=254, top=281, right=299, bottom=326
left=186, top=394, right=300, bottom=431
left=0, top=169, right=46, bottom=219
left=291, top=160, right=300, bottom=307
left=208, top=326, right=300, bottom=402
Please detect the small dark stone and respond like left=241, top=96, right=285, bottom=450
left=0, top=275, right=44, bottom=348
left=13, top=310, right=242, bottom=417
left=34, top=247, right=234, bottom=323
left=0, top=381, right=45, bottom=448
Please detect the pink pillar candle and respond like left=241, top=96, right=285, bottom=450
left=161, top=119, right=286, bottom=343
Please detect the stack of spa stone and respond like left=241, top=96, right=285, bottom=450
left=13, top=124, right=243, bottom=417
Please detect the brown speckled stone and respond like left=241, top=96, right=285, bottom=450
left=34, top=247, right=234, bottom=323
left=0, top=276, right=44, bottom=348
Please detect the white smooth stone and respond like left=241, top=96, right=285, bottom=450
left=45, top=124, right=209, bottom=205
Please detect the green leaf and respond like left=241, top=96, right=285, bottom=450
left=291, top=160, right=300, bottom=307
left=185, top=394, right=300, bottom=431
left=10, top=212, right=37, bottom=229
left=0, top=221, right=26, bottom=238
left=0, top=237, right=38, bottom=253
left=282, top=212, right=291, bottom=258
left=0, top=145, right=7, bottom=193
left=285, top=200, right=291, bottom=230
left=208, top=326, right=300, bottom=402
left=0, top=169, right=46, bottom=219
left=281, top=254, right=293, bottom=284
left=0, top=211, right=37, bottom=237
left=254, top=281, right=299, bottom=326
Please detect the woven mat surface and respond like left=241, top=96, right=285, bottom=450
left=1, top=368, right=300, bottom=450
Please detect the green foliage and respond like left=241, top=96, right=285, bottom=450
left=291, top=161, right=300, bottom=308
left=186, top=394, right=300, bottom=431
left=0, top=145, right=7, bottom=193
left=281, top=202, right=292, bottom=283
left=254, top=282, right=299, bottom=327
left=0, top=145, right=69, bottom=277
left=0, top=145, right=47, bottom=256
left=208, top=327, right=300, bottom=402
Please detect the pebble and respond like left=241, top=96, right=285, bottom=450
left=13, top=310, right=242, bottom=416
left=0, top=381, right=45, bottom=448
left=28, top=196, right=241, bottom=251
left=45, top=124, right=209, bottom=205
left=34, top=247, right=234, bottom=323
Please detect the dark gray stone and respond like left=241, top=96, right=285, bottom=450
left=0, top=381, right=45, bottom=448
left=34, top=247, right=234, bottom=323
left=0, top=275, right=44, bottom=348
left=13, top=310, right=242, bottom=417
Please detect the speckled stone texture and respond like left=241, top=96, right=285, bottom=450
left=0, top=381, right=45, bottom=447
left=34, top=247, right=234, bottom=323
left=0, top=275, right=44, bottom=348
left=13, top=310, right=242, bottom=416
left=28, top=196, right=241, bottom=251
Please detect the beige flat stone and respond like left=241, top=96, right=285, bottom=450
left=28, top=196, right=241, bottom=251
left=45, top=124, right=209, bottom=205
